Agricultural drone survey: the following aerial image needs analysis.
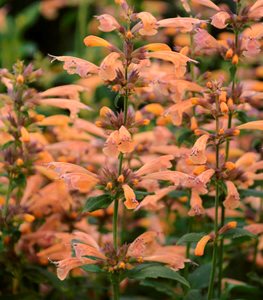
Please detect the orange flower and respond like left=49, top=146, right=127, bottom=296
left=223, top=181, right=240, bottom=209
left=50, top=55, right=99, bottom=78
left=136, top=12, right=158, bottom=36
left=83, top=35, right=112, bottom=48
left=188, top=190, right=205, bottom=216
left=122, top=184, right=139, bottom=209
left=103, top=126, right=135, bottom=158
left=95, top=14, right=120, bottom=32
left=99, top=52, right=121, bottom=81
left=189, top=134, right=210, bottom=165
left=194, top=235, right=212, bottom=256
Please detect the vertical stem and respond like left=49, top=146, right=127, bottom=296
left=112, top=58, right=129, bottom=300
left=207, top=178, right=220, bottom=300
left=3, top=178, right=12, bottom=218
left=112, top=274, right=120, bottom=300
left=207, top=97, right=220, bottom=300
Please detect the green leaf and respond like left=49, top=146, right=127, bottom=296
left=81, top=264, right=103, bottom=273
left=126, top=263, right=190, bottom=287
left=114, top=93, right=121, bottom=108
left=134, top=190, right=154, bottom=200
left=239, top=189, right=263, bottom=198
left=140, top=279, right=178, bottom=297
left=0, top=141, right=14, bottom=150
left=184, top=289, right=205, bottom=300
left=188, top=263, right=211, bottom=289
left=222, top=228, right=257, bottom=239
left=83, top=194, right=113, bottom=212
left=236, top=110, right=249, bottom=123
left=177, top=233, right=205, bottom=245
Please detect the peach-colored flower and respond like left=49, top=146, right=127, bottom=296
left=95, top=14, right=120, bottom=32
left=136, top=12, right=158, bottom=36
left=165, top=99, right=194, bottom=126
left=38, top=98, right=91, bottom=119
left=127, top=232, right=188, bottom=270
left=99, top=52, right=121, bottom=81
left=103, top=126, right=135, bottom=158
left=188, top=190, right=205, bottom=216
left=135, top=155, right=174, bottom=177
left=248, top=0, right=263, bottom=19
left=83, top=35, right=113, bottom=49
left=50, top=55, right=99, bottom=78
left=236, top=121, right=263, bottom=131
left=194, top=235, right=211, bottom=256
left=194, top=29, right=219, bottom=53
left=193, top=0, right=220, bottom=11
left=158, top=17, right=202, bottom=33
left=122, top=184, right=139, bottom=209
left=189, top=134, right=210, bottom=165
left=211, top=11, right=230, bottom=29
left=223, top=181, right=240, bottom=209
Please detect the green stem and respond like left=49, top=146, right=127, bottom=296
left=3, top=178, right=12, bottom=218
left=207, top=181, right=220, bottom=300
left=207, top=97, right=220, bottom=300
left=112, top=274, right=120, bottom=300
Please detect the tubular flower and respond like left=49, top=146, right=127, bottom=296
left=157, top=17, right=202, bottom=33
left=127, top=232, right=188, bottom=270
left=194, top=235, right=212, bottom=256
left=223, top=181, right=240, bottom=209
left=135, top=12, right=158, bottom=36
left=165, top=99, right=194, bottom=126
left=189, top=134, right=210, bottom=165
left=83, top=35, right=113, bottom=49
left=188, top=190, right=205, bottom=216
left=103, top=126, right=135, bottom=158
left=122, top=184, right=139, bottom=209
left=98, top=52, right=121, bottom=81
left=95, top=14, right=121, bottom=32
left=53, top=232, right=106, bottom=280
left=50, top=55, right=99, bottom=78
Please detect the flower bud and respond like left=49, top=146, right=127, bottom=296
left=16, top=158, right=24, bottom=166
left=220, top=102, right=229, bottom=114
left=100, top=106, right=112, bottom=118
left=23, top=213, right=35, bottom=223
left=232, top=54, right=239, bottom=65
left=106, top=182, right=113, bottom=190
left=194, top=235, right=212, bottom=256
left=224, top=161, right=236, bottom=171
left=117, top=174, right=125, bottom=183
left=16, top=74, right=24, bottom=85
left=219, top=91, right=227, bottom=103
left=225, top=48, right=233, bottom=59
left=20, top=127, right=30, bottom=143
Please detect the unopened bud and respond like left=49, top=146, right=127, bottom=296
left=232, top=129, right=240, bottom=136
left=106, top=182, right=113, bottom=190
left=194, top=235, right=212, bottom=256
left=193, top=165, right=207, bottom=175
left=219, top=91, right=227, bottom=103
left=16, top=158, right=24, bottom=166
left=191, top=97, right=199, bottom=105
left=20, top=127, right=30, bottom=143
left=142, top=119, right=150, bottom=125
left=95, top=121, right=102, bottom=127
left=219, top=221, right=237, bottom=234
left=225, top=48, right=233, bottom=59
left=126, top=31, right=133, bottom=39
left=220, top=102, right=229, bottom=114
left=218, top=128, right=225, bottom=135
left=117, top=174, right=124, bottom=183
left=118, top=261, right=126, bottom=269
left=17, top=74, right=24, bottom=85
left=224, top=161, right=236, bottom=171
left=206, top=81, right=213, bottom=89
left=232, top=54, right=239, bottom=65
left=23, top=213, right=35, bottom=223
left=100, top=106, right=112, bottom=118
